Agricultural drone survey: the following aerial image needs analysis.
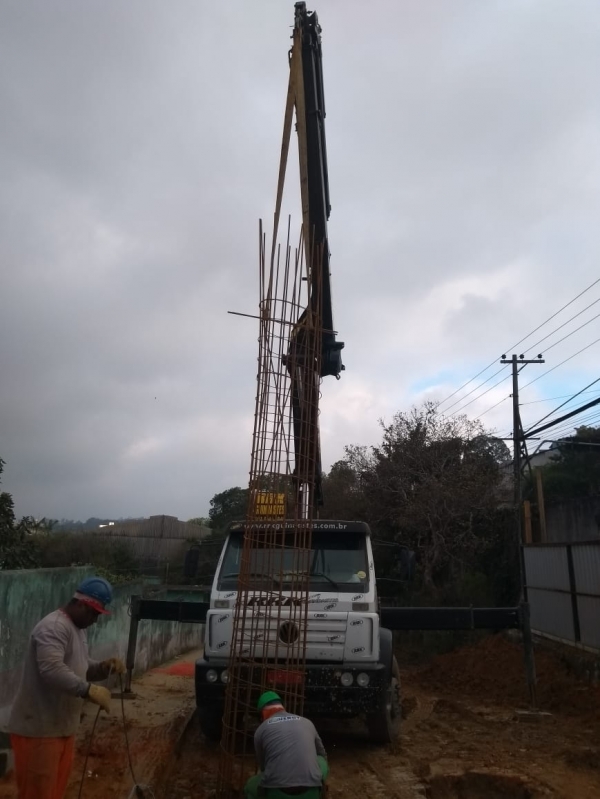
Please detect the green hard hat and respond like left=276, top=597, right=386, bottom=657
left=257, top=690, right=282, bottom=711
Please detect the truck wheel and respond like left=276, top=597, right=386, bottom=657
left=366, top=657, right=401, bottom=744
left=198, top=706, right=223, bottom=742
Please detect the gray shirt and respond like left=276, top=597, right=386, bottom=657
left=9, top=609, right=107, bottom=738
left=254, top=711, right=327, bottom=788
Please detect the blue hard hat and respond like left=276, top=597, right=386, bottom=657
left=75, top=576, right=113, bottom=614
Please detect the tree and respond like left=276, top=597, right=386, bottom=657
left=208, top=487, right=249, bottom=531
left=0, top=458, right=39, bottom=570
left=320, top=460, right=368, bottom=521
left=530, top=425, right=600, bottom=502
left=341, top=403, right=508, bottom=593
left=188, top=517, right=211, bottom=528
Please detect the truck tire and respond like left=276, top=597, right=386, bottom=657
left=198, top=705, right=223, bottom=742
left=366, top=656, right=401, bottom=744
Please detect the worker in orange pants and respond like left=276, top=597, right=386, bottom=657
left=8, top=576, right=125, bottom=799
left=11, top=735, right=75, bottom=799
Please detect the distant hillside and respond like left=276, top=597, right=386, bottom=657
left=53, top=517, right=145, bottom=532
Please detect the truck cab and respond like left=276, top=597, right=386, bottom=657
left=195, top=520, right=400, bottom=743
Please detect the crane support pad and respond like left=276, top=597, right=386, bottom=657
left=380, top=606, right=521, bottom=631
left=134, top=599, right=209, bottom=623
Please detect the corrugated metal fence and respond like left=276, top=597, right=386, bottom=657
left=524, top=541, right=600, bottom=651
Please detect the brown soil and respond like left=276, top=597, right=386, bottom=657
left=414, top=634, right=600, bottom=718
left=3, top=638, right=600, bottom=799
left=161, top=636, right=600, bottom=799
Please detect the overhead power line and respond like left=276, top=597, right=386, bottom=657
left=522, top=296, right=600, bottom=356
left=524, top=395, right=600, bottom=439
left=435, top=276, right=600, bottom=412
left=525, top=376, right=600, bottom=431
left=520, top=335, right=600, bottom=392
left=441, top=365, right=508, bottom=414
left=520, top=389, right=600, bottom=405
left=449, top=372, right=512, bottom=416
left=548, top=410, right=600, bottom=440
left=475, top=394, right=511, bottom=419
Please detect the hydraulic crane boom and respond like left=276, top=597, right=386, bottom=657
left=288, top=3, right=344, bottom=514
left=295, top=2, right=344, bottom=379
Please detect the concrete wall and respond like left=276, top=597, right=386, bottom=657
left=545, top=496, right=600, bottom=543
left=0, top=568, right=204, bottom=735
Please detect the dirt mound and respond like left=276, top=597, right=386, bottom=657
left=413, top=634, right=600, bottom=718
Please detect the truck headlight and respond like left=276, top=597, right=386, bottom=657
left=340, top=672, right=353, bottom=687
left=214, top=600, right=230, bottom=609
left=206, top=669, right=218, bottom=683
left=356, top=672, right=370, bottom=687
left=220, top=670, right=229, bottom=684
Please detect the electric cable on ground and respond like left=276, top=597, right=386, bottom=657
left=77, top=669, right=154, bottom=799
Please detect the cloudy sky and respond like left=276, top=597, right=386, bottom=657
left=1, top=0, right=599, bottom=522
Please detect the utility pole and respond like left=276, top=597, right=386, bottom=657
left=500, top=352, right=544, bottom=708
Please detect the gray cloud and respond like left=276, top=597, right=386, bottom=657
left=1, top=0, right=599, bottom=520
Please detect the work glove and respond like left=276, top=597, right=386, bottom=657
left=101, top=657, right=126, bottom=675
left=87, top=684, right=111, bottom=713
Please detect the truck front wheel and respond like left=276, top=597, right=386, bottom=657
left=198, top=705, right=223, bottom=742
left=366, top=657, right=401, bottom=744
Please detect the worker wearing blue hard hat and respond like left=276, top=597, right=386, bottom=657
left=244, top=691, right=329, bottom=799
left=8, top=576, right=126, bottom=799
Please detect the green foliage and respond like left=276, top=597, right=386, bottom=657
left=0, top=459, right=40, bottom=570
left=37, top=531, right=138, bottom=578
left=188, top=516, right=211, bottom=528
left=525, top=425, right=600, bottom=503
left=335, top=403, right=508, bottom=593
left=208, top=487, right=249, bottom=532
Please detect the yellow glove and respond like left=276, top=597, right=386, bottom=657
left=101, top=657, right=126, bottom=675
left=87, top=684, right=111, bottom=713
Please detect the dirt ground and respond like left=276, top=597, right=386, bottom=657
left=0, top=651, right=198, bottom=799
left=161, top=636, right=600, bottom=799
left=2, top=636, right=600, bottom=799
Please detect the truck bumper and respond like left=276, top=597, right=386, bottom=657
left=195, top=657, right=387, bottom=716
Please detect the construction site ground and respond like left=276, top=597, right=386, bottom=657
left=2, top=635, right=600, bottom=798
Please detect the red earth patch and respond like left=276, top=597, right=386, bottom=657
left=152, top=661, right=195, bottom=677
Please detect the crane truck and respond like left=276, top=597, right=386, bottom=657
left=195, top=2, right=402, bottom=745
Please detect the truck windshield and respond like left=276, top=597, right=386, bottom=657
left=217, top=529, right=369, bottom=593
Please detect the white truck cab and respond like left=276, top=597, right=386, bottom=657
left=195, top=520, right=400, bottom=743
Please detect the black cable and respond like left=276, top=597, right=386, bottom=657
left=520, top=335, right=600, bottom=391
left=475, top=394, right=511, bottom=419
left=77, top=664, right=114, bottom=799
left=534, top=310, right=600, bottom=357
left=435, top=276, right=600, bottom=411
left=459, top=327, right=599, bottom=422
left=546, top=409, right=600, bottom=439
left=525, top=377, right=600, bottom=432
left=77, top=706, right=102, bottom=799
left=541, top=412, right=600, bottom=443
left=520, top=389, right=600, bottom=405
left=449, top=372, right=512, bottom=416
left=522, top=297, right=600, bottom=356
left=440, top=365, right=509, bottom=414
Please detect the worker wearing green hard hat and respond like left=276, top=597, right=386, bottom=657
left=257, top=691, right=283, bottom=711
left=244, top=691, right=329, bottom=799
